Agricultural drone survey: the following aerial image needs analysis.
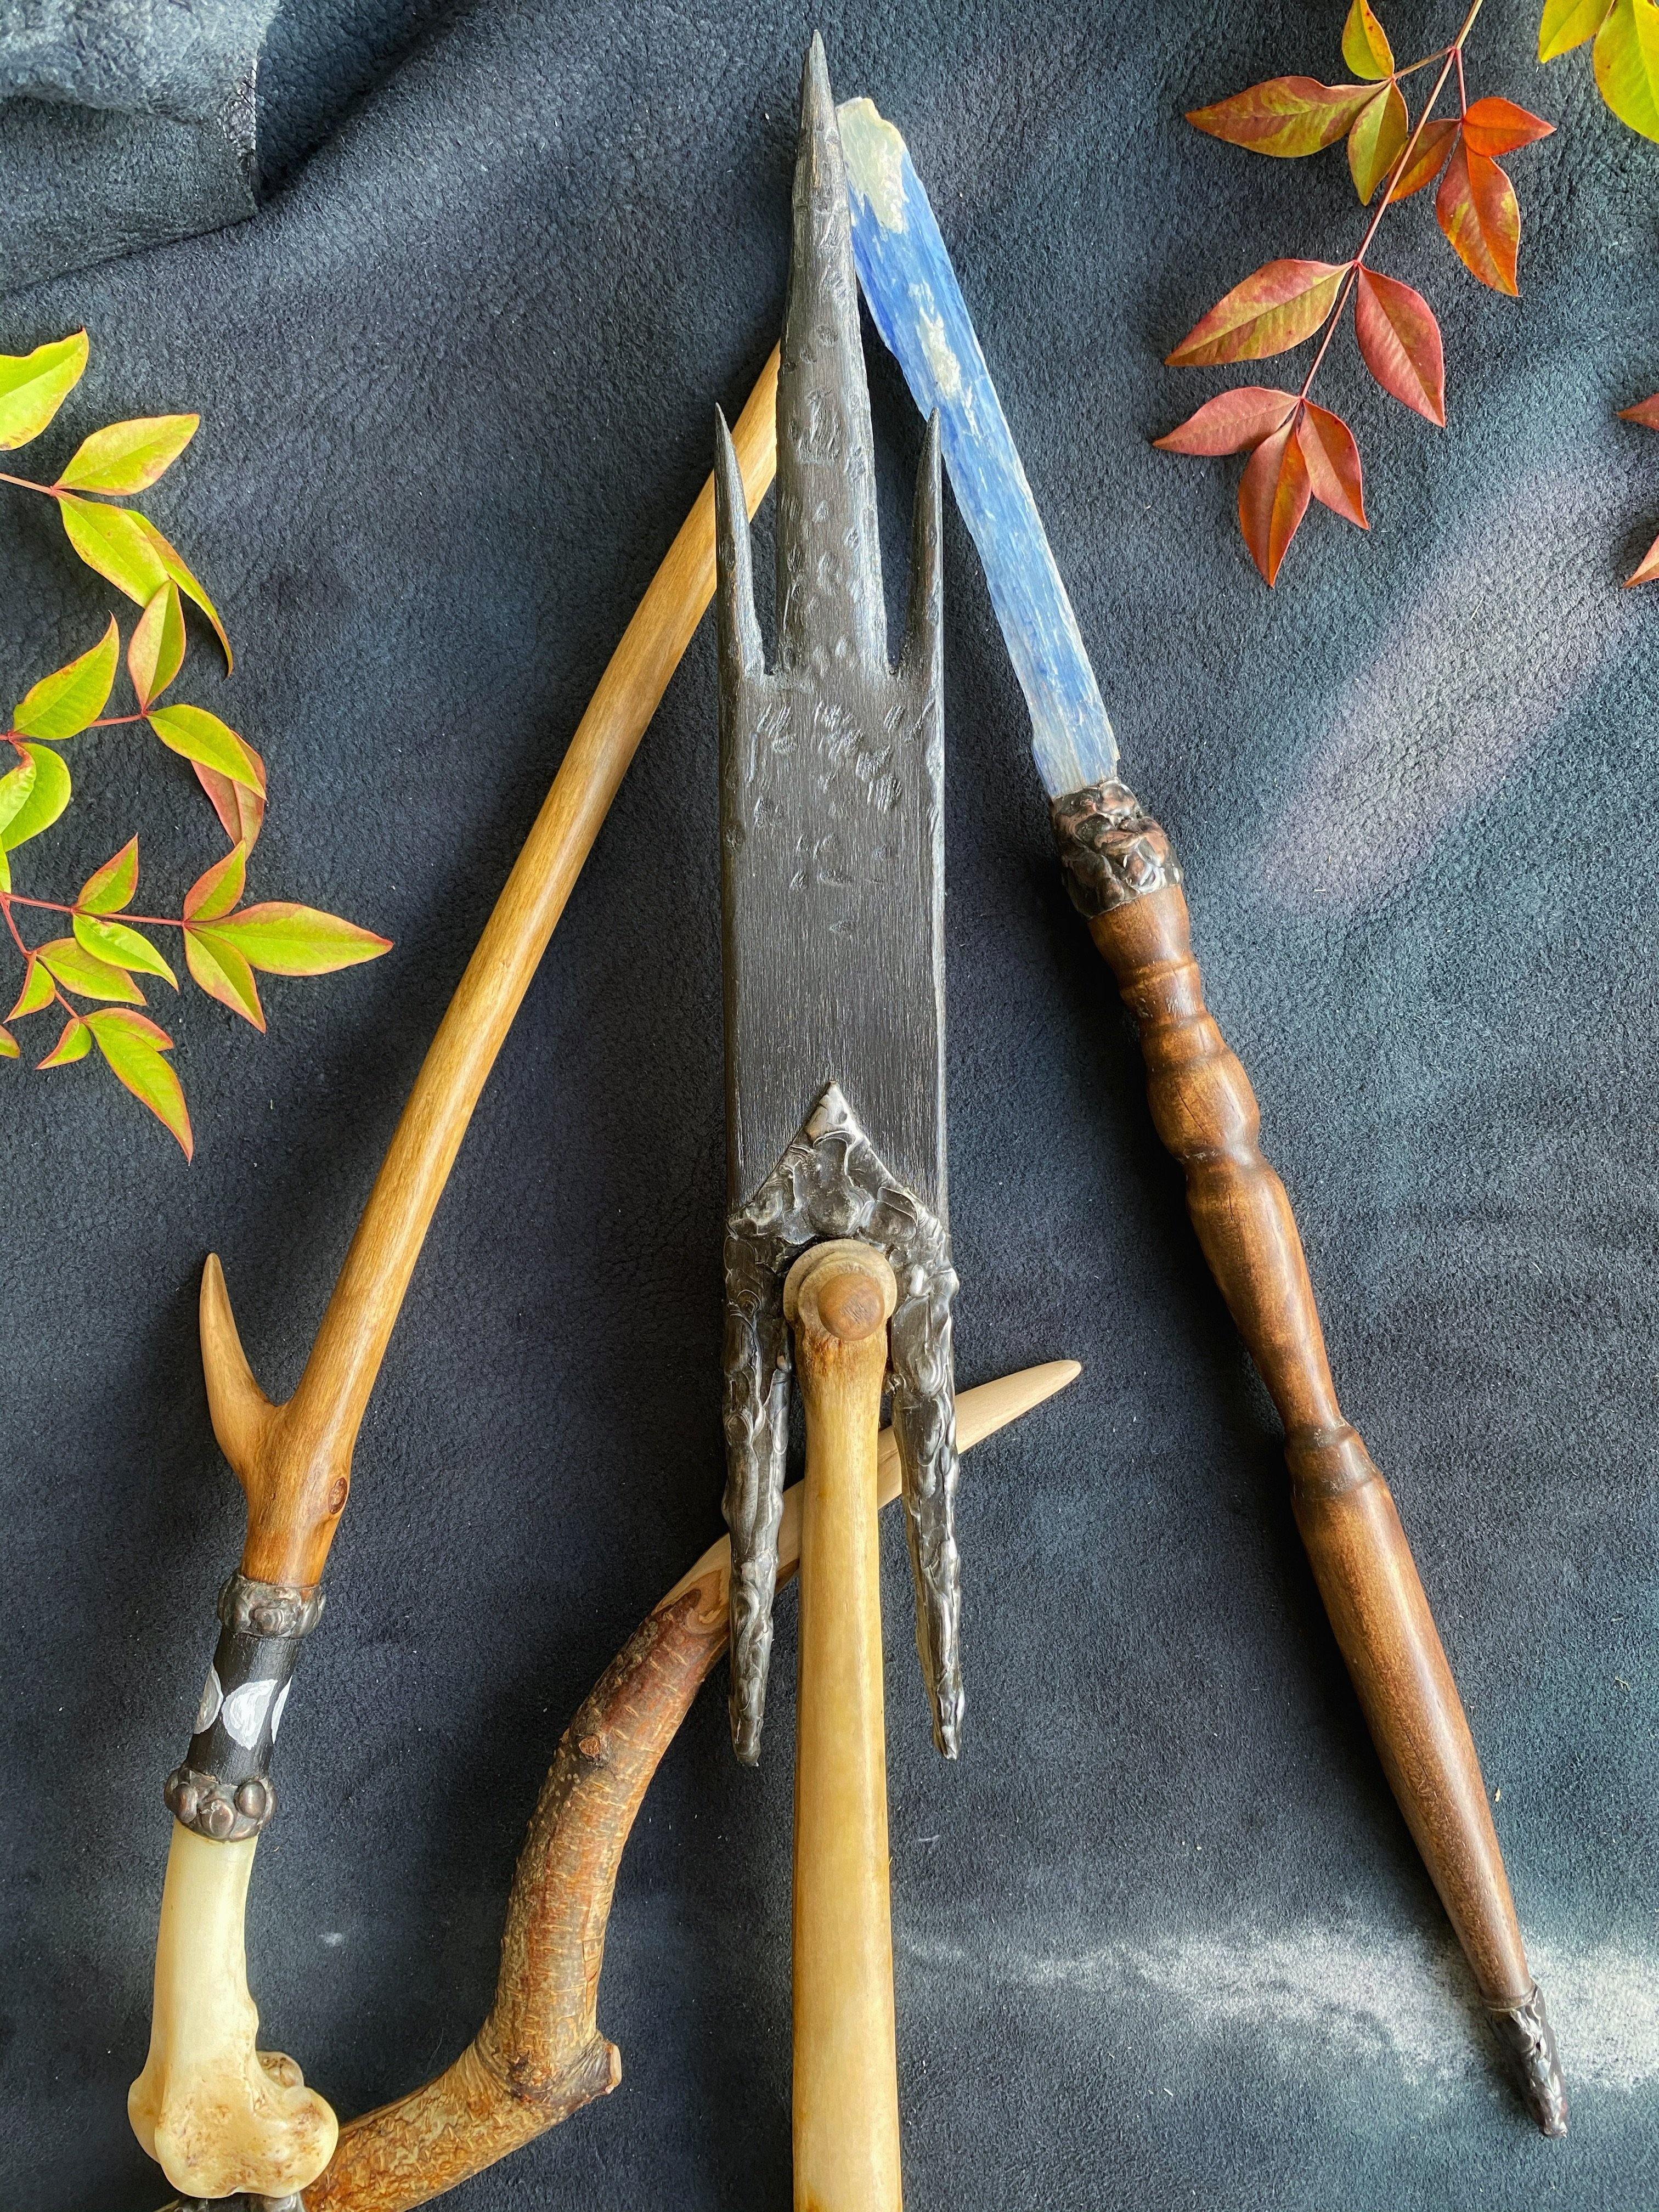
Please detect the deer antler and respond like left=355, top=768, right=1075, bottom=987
left=244, top=1362, right=1076, bottom=2212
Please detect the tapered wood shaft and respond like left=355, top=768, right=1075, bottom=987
left=1086, top=878, right=1534, bottom=2004
left=269, top=1365, right=1078, bottom=2212
left=206, top=347, right=782, bottom=1585
left=786, top=1241, right=904, bottom=2212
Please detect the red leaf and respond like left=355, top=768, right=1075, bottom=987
left=1460, top=97, right=1556, bottom=155
left=1388, top=117, right=1460, bottom=199
left=1354, top=267, right=1447, bottom=424
left=1168, top=259, right=1350, bottom=366
left=1153, top=387, right=1299, bottom=454
left=1187, top=77, right=1378, bottom=156
left=194, top=747, right=266, bottom=850
left=1627, top=527, right=1659, bottom=586
left=1619, top=393, right=1659, bottom=429
left=1297, top=405, right=1369, bottom=527
left=1238, top=422, right=1312, bottom=584
left=1436, top=143, right=1520, bottom=295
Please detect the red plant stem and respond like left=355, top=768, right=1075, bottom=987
left=1297, top=0, right=1487, bottom=404
left=0, top=472, right=60, bottom=499
left=0, top=893, right=78, bottom=1023
left=3, top=890, right=187, bottom=929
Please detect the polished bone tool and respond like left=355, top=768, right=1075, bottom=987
left=714, top=38, right=955, bottom=2209
left=838, top=93, right=1567, bottom=2136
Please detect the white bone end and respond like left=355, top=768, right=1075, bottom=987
left=128, top=1821, right=338, bottom=2198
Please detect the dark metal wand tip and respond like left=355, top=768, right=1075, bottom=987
left=1487, top=1981, right=1568, bottom=2136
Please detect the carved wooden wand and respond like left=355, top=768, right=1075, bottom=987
left=839, top=97, right=1567, bottom=2134
left=128, top=348, right=781, bottom=2203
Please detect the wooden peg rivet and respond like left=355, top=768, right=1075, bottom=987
left=783, top=1239, right=898, bottom=1345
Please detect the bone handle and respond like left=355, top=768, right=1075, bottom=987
left=1052, top=779, right=1567, bottom=2137
left=129, top=1822, right=337, bottom=2198
left=785, top=1240, right=905, bottom=2212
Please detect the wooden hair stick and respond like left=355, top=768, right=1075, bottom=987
left=129, top=347, right=781, bottom=2204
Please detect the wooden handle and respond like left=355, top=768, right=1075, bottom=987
left=784, top=1241, right=904, bottom=2212
left=1051, top=781, right=1566, bottom=2134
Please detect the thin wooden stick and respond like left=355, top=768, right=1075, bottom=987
left=284, top=1362, right=1079, bottom=2212
left=203, top=346, right=781, bottom=1584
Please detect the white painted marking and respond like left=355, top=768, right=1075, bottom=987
left=222, top=1678, right=279, bottom=1749
left=193, top=1665, right=222, bottom=1734
left=269, top=1679, right=292, bottom=1740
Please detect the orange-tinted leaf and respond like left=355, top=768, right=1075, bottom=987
left=1169, top=258, right=1349, bottom=365
left=1297, top=404, right=1369, bottom=527
left=1342, top=0, right=1396, bottom=78
left=38, top=1015, right=90, bottom=1066
left=1187, top=76, right=1378, bottom=155
left=185, top=925, right=266, bottom=1029
left=78, top=836, right=139, bottom=915
left=1153, top=387, right=1298, bottom=454
left=0, top=1023, right=16, bottom=1059
left=146, top=703, right=264, bottom=792
left=38, top=935, right=145, bottom=1003
left=128, top=582, right=186, bottom=709
left=1354, top=267, right=1447, bottom=423
left=1461, top=96, right=1556, bottom=153
left=1627, top=526, right=1659, bottom=585
left=194, top=757, right=266, bottom=850
left=1348, top=81, right=1408, bottom=202
left=208, top=902, right=392, bottom=975
left=184, top=840, right=247, bottom=921
left=1388, top=116, right=1459, bottom=199
left=1436, top=143, right=1520, bottom=295
left=1238, top=422, right=1312, bottom=584
left=86, top=1008, right=192, bottom=1158
left=1618, top=392, right=1659, bottom=428
left=8, top=959, right=54, bottom=1019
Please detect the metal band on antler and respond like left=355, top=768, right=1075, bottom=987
left=164, top=1574, right=325, bottom=1841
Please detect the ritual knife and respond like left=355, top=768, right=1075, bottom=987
left=714, top=40, right=958, bottom=2207
left=838, top=95, right=1568, bottom=2137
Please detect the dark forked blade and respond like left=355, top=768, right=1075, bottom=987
left=714, top=35, right=960, bottom=1764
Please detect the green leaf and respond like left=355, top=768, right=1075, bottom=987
left=1342, top=0, right=1396, bottom=78
left=74, top=913, right=177, bottom=987
left=59, top=495, right=171, bottom=604
left=0, top=332, right=88, bottom=450
left=55, top=414, right=199, bottom=494
left=184, top=840, right=247, bottom=921
left=1540, top=0, right=1615, bottom=58
left=210, top=901, right=393, bottom=975
left=185, top=924, right=266, bottom=1029
left=0, top=847, right=9, bottom=893
left=38, top=1014, right=91, bottom=1066
left=0, top=753, right=37, bottom=840
left=87, top=1008, right=192, bottom=1157
left=128, top=583, right=186, bottom=709
left=0, top=742, right=71, bottom=852
left=1347, top=81, right=1409, bottom=201
left=13, top=617, right=120, bottom=740
left=8, top=958, right=54, bottom=1018
left=38, top=935, right=145, bottom=1003
left=0, top=1023, right=16, bottom=1059
left=146, top=703, right=264, bottom=792
left=1595, top=0, right=1659, bottom=137
left=194, top=759, right=266, bottom=850
left=128, top=513, right=233, bottom=671
left=78, top=836, right=139, bottom=914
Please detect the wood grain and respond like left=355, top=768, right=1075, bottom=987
left=194, top=351, right=780, bottom=1585
left=289, top=1363, right=1077, bottom=2212
left=1082, top=874, right=1536, bottom=2012
left=784, top=1242, right=904, bottom=2212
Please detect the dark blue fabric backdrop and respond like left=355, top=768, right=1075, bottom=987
left=3, top=3, right=1656, bottom=2207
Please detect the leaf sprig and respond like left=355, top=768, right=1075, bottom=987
left=1621, top=391, right=1659, bottom=583
left=1158, top=0, right=1554, bottom=583
left=0, top=332, right=390, bottom=1156
left=1539, top=0, right=1659, bottom=141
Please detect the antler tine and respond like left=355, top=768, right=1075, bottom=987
left=776, top=32, right=885, bottom=676
left=713, top=406, right=765, bottom=690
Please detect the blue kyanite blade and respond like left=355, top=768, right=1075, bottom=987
left=838, top=95, right=1118, bottom=800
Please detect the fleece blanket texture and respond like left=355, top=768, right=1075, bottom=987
left=1, top=2, right=1655, bottom=2207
